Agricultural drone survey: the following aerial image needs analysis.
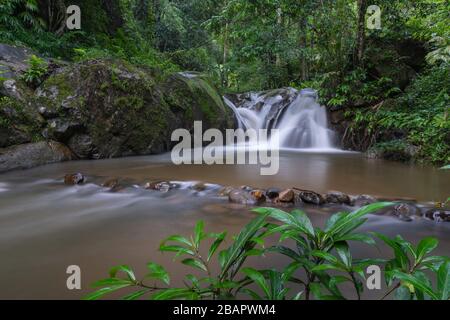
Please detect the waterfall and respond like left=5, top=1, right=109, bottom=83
left=224, top=88, right=337, bottom=150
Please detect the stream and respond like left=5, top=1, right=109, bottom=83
left=0, top=150, right=449, bottom=299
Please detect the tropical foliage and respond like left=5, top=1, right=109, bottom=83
left=86, top=204, right=450, bottom=300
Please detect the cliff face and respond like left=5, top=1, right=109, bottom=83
left=0, top=44, right=234, bottom=172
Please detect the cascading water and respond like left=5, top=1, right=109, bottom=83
left=224, top=88, right=337, bottom=150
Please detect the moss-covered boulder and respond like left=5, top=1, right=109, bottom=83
left=35, top=60, right=234, bottom=159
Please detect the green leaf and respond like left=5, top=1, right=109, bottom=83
left=335, top=242, right=352, bottom=268
left=122, top=289, right=149, bottom=300
left=437, top=261, right=450, bottom=300
left=83, top=285, right=131, bottom=300
left=312, top=264, right=344, bottom=272
left=337, top=233, right=376, bottom=246
left=394, top=285, right=412, bottom=300
left=242, top=268, right=270, bottom=299
left=109, top=265, right=136, bottom=282
left=194, top=220, right=205, bottom=248
left=161, top=235, right=192, bottom=247
left=328, top=203, right=393, bottom=238
left=373, top=233, right=409, bottom=271
left=146, top=262, right=170, bottom=285
left=416, top=237, right=439, bottom=263
left=208, top=231, right=227, bottom=262
left=92, top=278, right=133, bottom=287
left=151, top=288, right=198, bottom=300
left=159, top=245, right=195, bottom=256
left=254, top=207, right=314, bottom=238
left=220, top=212, right=270, bottom=278
left=181, top=258, right=208, bottom=272
left=388, top=270, right=439, bottom=300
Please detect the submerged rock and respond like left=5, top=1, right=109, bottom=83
left=278, top=189, right=295, bottom=203
left=295, top=189, right=325, bottom=205
left=325, top=191, right=352, bottom=205
left=352, top=194, right=377, bottom=207
left=391, top=203, right=419, bottom=222
left=250, top=190, right=266, bottom=204
left=145, top=181, right=174, bottom=193
left=190, top=182, right=207, bottom=192
left=265, top=188, right=280, bottom=200
left=64, top=173, right=85, bottom=185
left=228, top=189, right=256, bottom=205
left=218, top=186, right=234, bottom=197
left=424, top=209, right=450, bottom=222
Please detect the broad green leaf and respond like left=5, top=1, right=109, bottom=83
left=311, top=250, right=339, bottom=264
left=109, top=265, right=136, bottom=282
left=161, top=235, right=192, bottom=247
left=208, top=231, right=227, bottom=261
left=312, top=264, right=345, bottom=272
left=437, top=261, right=450, bottom=300
left=220, top=212, right=269, bottom=278
left=122, top=289, right=149, bottom=300
left=335, top=242, right=352, bottom=268
left=416, top=237, right=439, bottom=263
left=83, top=285, right=131, bottom=300
left=194, top=220, right=205, bottom=248
left=337, top=233, right=376, bottom=246
left=92, top=278, right=133, bottom=287
left=159, top=245, right=195, bottom=256
left=254, top=207, right=314, bottom=238
left=394, top=285, right=412, bottom=300
left=181, top=258, right=208, bottom=272
left=242, top=268, right=270, bottom=299
left=373, top=233, right=410, bottom=271
left=388, top=270, right=439, bottom=300
left=328, top=203, right=393, bottom=238
left=146, top=262, right=170, bottom=285
left=151, top=288, right=198, bottom=300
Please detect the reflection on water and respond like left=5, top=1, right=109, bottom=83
left=0, top=151, right=448, bottom=299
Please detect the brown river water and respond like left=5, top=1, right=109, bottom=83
left=0, top=150, right=449, bottom=299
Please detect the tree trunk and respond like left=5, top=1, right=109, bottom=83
left=222, top=21, right=229, bottom=87
left=355, top=0, right=367, bottom=66
left=275, top=7, right=282, bottom=67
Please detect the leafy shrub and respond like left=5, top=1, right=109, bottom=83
left=86, top=203, right=449, bottom=300
left=21, top=55, right=48, bottom=87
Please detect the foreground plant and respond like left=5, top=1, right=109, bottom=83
left=86, top=203, right=449, bottom=300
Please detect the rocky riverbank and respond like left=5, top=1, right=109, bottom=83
left=62, top=172, right=450, bottom=223
left=0, top=43, right=234, bottom=172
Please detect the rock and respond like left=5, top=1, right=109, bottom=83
left=0, top=141, right=73, bottom=173
left=228, top=189, right=256, bottom=205
left=144, top=181, right=173, bottom=193
left=191, top=182, right=207, bottom=192
left=218, top=186, right=234, bottom=197
left=325, top=191, right=352, bottom=205
left=265, top=188, right=280, bottom=200
left=32, top=60, right=234, bottom=160
left=102, top=178, right=124, bottom=192
left=424, top=209, right=450, bottom=222
left=240, top=185, right=253, bottom=192
left=64, top=173, right=85, bottom=185
left=295, top=189, right=325, bottom=205
left=250, top=190, right=266, bottom=203
left=67, top=134, right=97, bottom=159
left=352, top=194, right=377, bottom=207
left=391, top=203, right=418, bottom=222
left=278, top=189, right=295, bottom=203
left=0, top=44, right=38, bottom=79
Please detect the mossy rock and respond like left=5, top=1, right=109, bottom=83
left=35, top=60, right=234, bottom=159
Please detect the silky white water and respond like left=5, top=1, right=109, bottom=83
left=225, top=89, right=337, bottom=150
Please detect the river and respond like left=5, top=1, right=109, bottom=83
left=0, top=150, right=449, bottom=299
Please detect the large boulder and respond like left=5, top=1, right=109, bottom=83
left=36, top=61, right=234, bottom=159
left=0, top=141, right=73, bottom=172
